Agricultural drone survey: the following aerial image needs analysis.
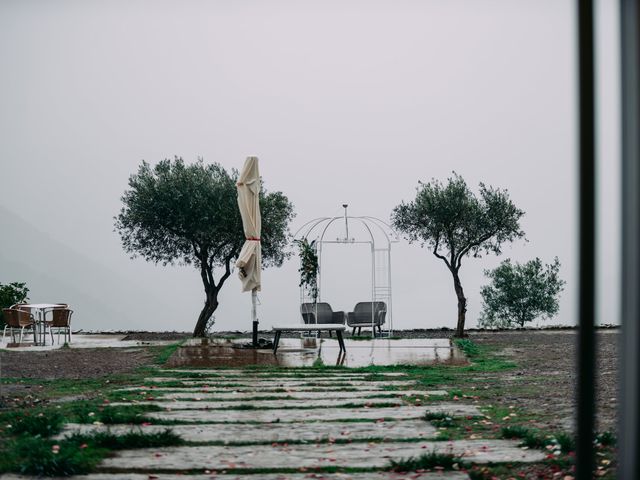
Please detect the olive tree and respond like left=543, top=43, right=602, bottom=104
left=392, top=173, right=525, bottom=337
left=115, top=157, right=295, bottom=337
left=479, top=257, right=565, bottom=328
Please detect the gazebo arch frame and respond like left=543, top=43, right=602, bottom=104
left=294, top=206, right=399, bottom=337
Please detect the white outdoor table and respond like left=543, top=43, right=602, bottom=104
left=21, top=304, right=61, bottom=346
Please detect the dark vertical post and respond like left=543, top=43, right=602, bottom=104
left=619, top=1, right=640, bottom=478
left=576, top=0, right=597, bottom=479
left=252, top=320, right=259, bottom=347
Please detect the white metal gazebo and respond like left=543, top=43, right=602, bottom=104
left=294, top=205, right=399, bottom=336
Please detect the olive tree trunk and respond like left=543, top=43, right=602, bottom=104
left=193, top=287, right=219, bottom=337
left=192, top=253, right=232, bottom=338
left=451, top=268, right=467, bottom=337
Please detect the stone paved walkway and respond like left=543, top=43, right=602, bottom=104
left=110, top=397, right=410, bottom=409
left=2, top=473, right=470, bottom=480
left=36, top=368, right=549, bottom=478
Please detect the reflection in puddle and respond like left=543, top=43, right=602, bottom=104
left=166, top=337, right=467, bottom=368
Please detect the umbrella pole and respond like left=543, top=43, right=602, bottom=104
left=251, top=288, right=258, bottom=347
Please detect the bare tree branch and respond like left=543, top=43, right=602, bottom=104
left=433, top=236, right=452, bottom=269
left=217, top=250, right=238, bottom=291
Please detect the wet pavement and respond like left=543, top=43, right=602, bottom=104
left=166, top=337, right=465, bottom=368
left=0, top=334, right=174, bottom=351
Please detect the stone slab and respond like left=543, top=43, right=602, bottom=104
left=161, top=369, right=408, bottom=377
left=99, top=439, right=546, bottom=470
left=0, top=472, right=470, bottom=480
left=109, top=397, right=406, bottom=410
left=119, top=384, right=424, bottom=393
left=143, top=378, right=415, bottom=387
left=156, top=390, right=448, bottom=401
left=145, top=404, right=481, bottom=423
left=57, top=419, right=438, bottom=443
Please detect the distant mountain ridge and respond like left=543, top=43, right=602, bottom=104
left=0, top=205, right=176, bottom=331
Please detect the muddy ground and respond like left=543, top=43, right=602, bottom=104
left=0, top=328, right=619, bottom=433
left=470, top=329, right=618, bottom=433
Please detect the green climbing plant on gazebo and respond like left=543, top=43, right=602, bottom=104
left=295, top=238, right=319, bottom=302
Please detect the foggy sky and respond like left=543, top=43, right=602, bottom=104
left=0, top=0, right=621, bottom=333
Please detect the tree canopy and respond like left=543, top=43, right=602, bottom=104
left=115, top=157, right=295, bottom=336
left=479, top=257, right=565, bottom=328
left=392, top=173, right=525, bottom=336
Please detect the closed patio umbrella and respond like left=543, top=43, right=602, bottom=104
left=235, top=156, right=261, bottom=345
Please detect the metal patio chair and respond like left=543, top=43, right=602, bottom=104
left=44, top=308, right=73, bottom=344
left=2, top=308, right=36, bottom=344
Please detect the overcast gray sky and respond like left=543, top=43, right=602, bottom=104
left=0, top=0, right=621, bottom=333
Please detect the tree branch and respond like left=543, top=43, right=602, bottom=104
left=217, top=250, right=238, bottom=291
left=206, top=263, right=215, bottom=290
left=199, top=260, right=211, bottom=291
left=445, top=228, right=456, bottom=268
left=454, top=230, right=499, bottom=269
left=192, top=241, right=202, bottom=259
left=208, top=243, right=231, bottom=270
left=432, top=236, right=452, bottom=269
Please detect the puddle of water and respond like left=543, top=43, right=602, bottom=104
left=166, top=337, right=467, bottom=368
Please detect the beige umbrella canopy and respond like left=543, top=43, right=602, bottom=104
left=236, top=156, right=262, bottom=344
left=236, top=156, right=262, bottom=292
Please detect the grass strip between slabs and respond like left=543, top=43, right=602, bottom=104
left=135, top=417, right=418, bottom=425
left=113, top=392, right=448, bottom=403
left=97, top=466, right=386, bottom=476
left=110, top=401, right=409, bottom=411
left=57, top=436, right=453, bottom=448
left=0, top=430, right=184, bottom=476
left=388, top=451, right=468, bottom=472
left=501, top=425, right=575, bottom=453
left=424, top=411, right=457, bottom=428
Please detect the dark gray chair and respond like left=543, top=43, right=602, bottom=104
left=300, top=303, right=345, bottom=337
left=347, top=301, right=387, bottom=336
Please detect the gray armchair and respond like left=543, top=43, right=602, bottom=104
left=300, top=302, right=346, bottom=330
left=347, top=301, right=387, bottom=336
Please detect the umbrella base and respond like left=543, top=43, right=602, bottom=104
left=252, top=320, right=259, bottom=346
left=234, top=337, right=273, bottom=349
